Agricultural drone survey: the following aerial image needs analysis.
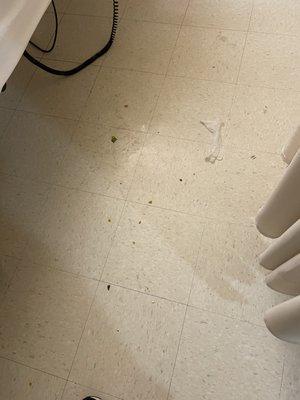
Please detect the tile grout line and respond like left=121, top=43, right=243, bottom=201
left=17, top=176, right=53, bottom=267
left=98, top=140, right=147, bottom=282
left=166, top=216, right=206, bottom=400
left=3, top=104, right=292, bottom=160
left=100, top=280, right=187, bottom=306
left=75, top=67, right=104, bottom=125
left=1, top=170, right=265, bottom=239
left=0, top=105, right=292, bottom=155
left=97, top=5, right=213, bottom=396
left=0, top=355, right=67, bottom=381
left=4, top=252, right=273, bottom=333
left=187, top=303, right=270, bottom=330
left=186, top=225, right=207, bottom=308
left=43, top=7, right=103, bottom=124
left=177, top=24, right=300, bottom=38
left=145, top=0, right=190, bottom=127
left=162, top=2, right=197, bottom=398
left=0, top=260, right=19, bottom=302
left=4, top=4, right=300, bottom=117
left=4, top=174, right=264, bottom=238
left=219, top=0, right=254, bottom=140
left=215, top=0, right=251, bottom=152
left=6, top=4, right=64, bottom=117
left=0, top=108, right=17, bottom=142
left=59, top=197, right=128, bottom=399
left=13, top=64, right=38, bottom=112
left=222, top=71, right=240, bottom=140
left=245, top=29, right=300, bottom=38
left=98, top=0, right=191, bottom=284
left=0, top=169, right=273, bottom=236
left=13, top=4, right=62, bottom=111
left=62, top=7, right=300, bottom=37
left=166, top=304, right=188, bottom=400
left=49, top=29, right=125, bottom=377
left=59, top=281, right=97, bottom=398
left=279, top=361, right=285, bottom=399
left=96, top=48, right=156, bottom=280
left=28, top=13, right=107, bottom=396
left=234, top=0, right=254, bottom=85
left=72, top=0, right=135, bottom=125
left=112, top=0, right=194, bottom=230
left=14, top=58, right=300, bottom=93
left=2, top=249, right=272, bottom=330
left=126, top=199, right=265, bottom=228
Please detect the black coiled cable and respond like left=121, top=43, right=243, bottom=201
left=23, top=0, right=118, bottom=76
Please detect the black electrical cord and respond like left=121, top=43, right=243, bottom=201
left=23, top=0, right=118, bottom=76
left=29, top=0, right=58, bottom=53
left=83, top=397, right=101, bottom=400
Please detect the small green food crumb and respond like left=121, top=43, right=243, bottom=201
left=148, top=200, right=152, bottom=204
left=111, top=136, right=118, bottom=143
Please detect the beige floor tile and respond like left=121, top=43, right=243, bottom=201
left=104, top=20, right=179, bottom=74
left=1, top=111, right=76, bottom=182
left=0, top=266, right=97, bottom=377
left=124, top=0, right=189, bottom=25
left=44, top=15, right=112, bottom=66
left=169, top=307, right=284, bottom=400
left=70, top=283, right=185, bottom=400
left=63, top=381, right=119, bottom=400
left=280, top=344, right=300, bottom=400
left=128, top=134, right=285, bottom=223
left=0, top=59, right=37, bottom=110
left=239, top=32, right=300, bottom=90
left=190, top=222, right=287, bottom=324
left=0, top=358, right=65, bottom=400
left=250, top=0, right=300, bottom=36
left=18, top=60, right=98, bottom=120
left=168, top=26, right=246, bottom=83
left=0, top=255, right=18, bottom=302
left=184, top=0, right=252, bottom=31
left=0, top=175, right=51, bottom=258
left=53, top=122, right=144, bottom=198
left=149, top=76, right=235, bottom=141
left=103, top=202, right=204, bottom=303
left=226, top=85, right=300, bottom=154
left=81, top=68, right=163, bottom=131
left=66, top=0, right=128, bottom=17
left=0, top=108, right=14, bottom=137
left=24, top=187, right=124, bottom=279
